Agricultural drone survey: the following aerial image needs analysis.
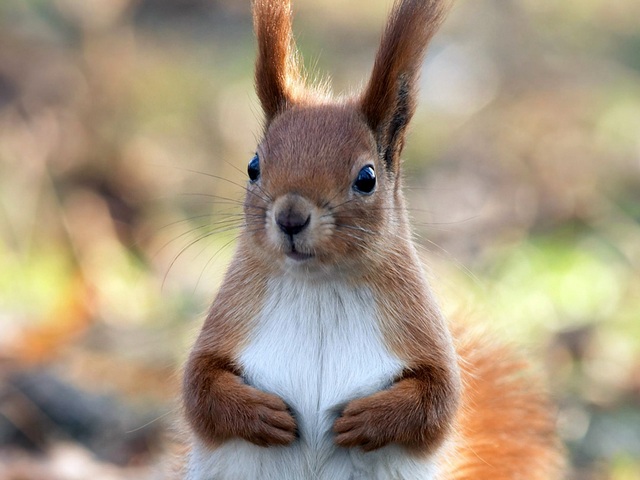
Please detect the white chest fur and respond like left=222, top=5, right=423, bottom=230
left=187, top=275, right=442, bottom=480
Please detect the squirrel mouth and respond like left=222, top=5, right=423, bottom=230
left=285, top=247, right=313, bottom=262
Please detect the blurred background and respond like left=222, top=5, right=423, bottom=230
left=0, top=0, right=639, bottom=478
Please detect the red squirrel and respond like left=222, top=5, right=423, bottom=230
left=181, top=0, right=565, bottom=478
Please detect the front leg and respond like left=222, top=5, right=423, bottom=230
left=183, top=353, right=297, bottom=447
left=333, top=364, right=459, bottom=452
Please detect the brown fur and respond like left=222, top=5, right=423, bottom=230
left=180, top=0, right=564, bottom=477
left=182, top=244, right=297, bottom=447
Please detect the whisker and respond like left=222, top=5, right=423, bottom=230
left=179, top=193, right=268, bottom=212
left=328, top=196, right=359, bottom=212
left=126, top=409, right=177, bottom=433
left=161, top=225, right=265, bottom=290
left=225, top=160, right=273, bottom=205
left=154, top=218, right=250, bottom=263
left=193, top=235, right=242, bottom=294
left=413, top=235, right=483, bottom=287
left=178, top=192, right=245, bottom=204
left=156, top=214, right=219, bottom=232
left=333, top=230, right=367, bottom=244
left=321, top=188, right=348, bottom=210
left=226, top=161, right=247, bottom=177
left=155, top=224, right=215, bottom=259
left=163, top=231, right=216, bottom=290
left=155, top=212, right=260, bottom=233
left=335, top=224, right=376, bottom=235
left=154, top=164, right=272, bottom=204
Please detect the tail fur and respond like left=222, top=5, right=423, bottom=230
left=443, top=324, right=566, bottom=479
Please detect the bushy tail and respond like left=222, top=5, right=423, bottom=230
left=443, top=325, right=566, bottom=479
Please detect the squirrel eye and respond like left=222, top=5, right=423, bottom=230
left=248, top=154, right=260, bottom=182
left=353, top=165, right=376, bottom=194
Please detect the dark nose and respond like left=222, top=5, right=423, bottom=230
left=276, top=208, right=310, bottom=236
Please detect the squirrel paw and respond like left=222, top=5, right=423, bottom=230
left=333, top=393, right=398, bottom=452
left=237, top=389, right=297, bottom=447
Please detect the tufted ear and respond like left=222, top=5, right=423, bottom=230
left=253, top=0, right=303, bottom=124
left=360, top=0, right=451, bottom=174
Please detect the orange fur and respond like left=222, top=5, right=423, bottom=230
left=445, top=325, right=566, bottom=478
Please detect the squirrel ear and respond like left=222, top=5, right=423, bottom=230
left=253, top=0, right=303, bottom=124
left=360, top=0, right=451, bottom=173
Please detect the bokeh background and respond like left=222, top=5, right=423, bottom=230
left=1, top=0, right=639, bottom=478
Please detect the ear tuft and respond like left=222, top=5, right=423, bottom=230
left=361, top=0, right=452, bottom=172
left=253, top=0, right=303, bottom=124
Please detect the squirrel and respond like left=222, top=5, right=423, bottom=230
left=180, top=1, right=565, bottom=479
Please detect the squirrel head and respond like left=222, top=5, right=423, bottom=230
left=243, top=0, right=451, bottom=275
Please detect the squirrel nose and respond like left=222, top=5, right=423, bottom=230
left=276, top=208, right=310, bottom=236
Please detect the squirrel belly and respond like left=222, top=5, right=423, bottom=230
left=185, top=273, right=447, bottom=480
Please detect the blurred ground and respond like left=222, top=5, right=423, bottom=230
left=0, top=0, right=639, bottom=478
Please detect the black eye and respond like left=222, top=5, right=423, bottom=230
left=248, top=154, right=260, bottom=182
left=353, top=165, right=376, bottom=194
